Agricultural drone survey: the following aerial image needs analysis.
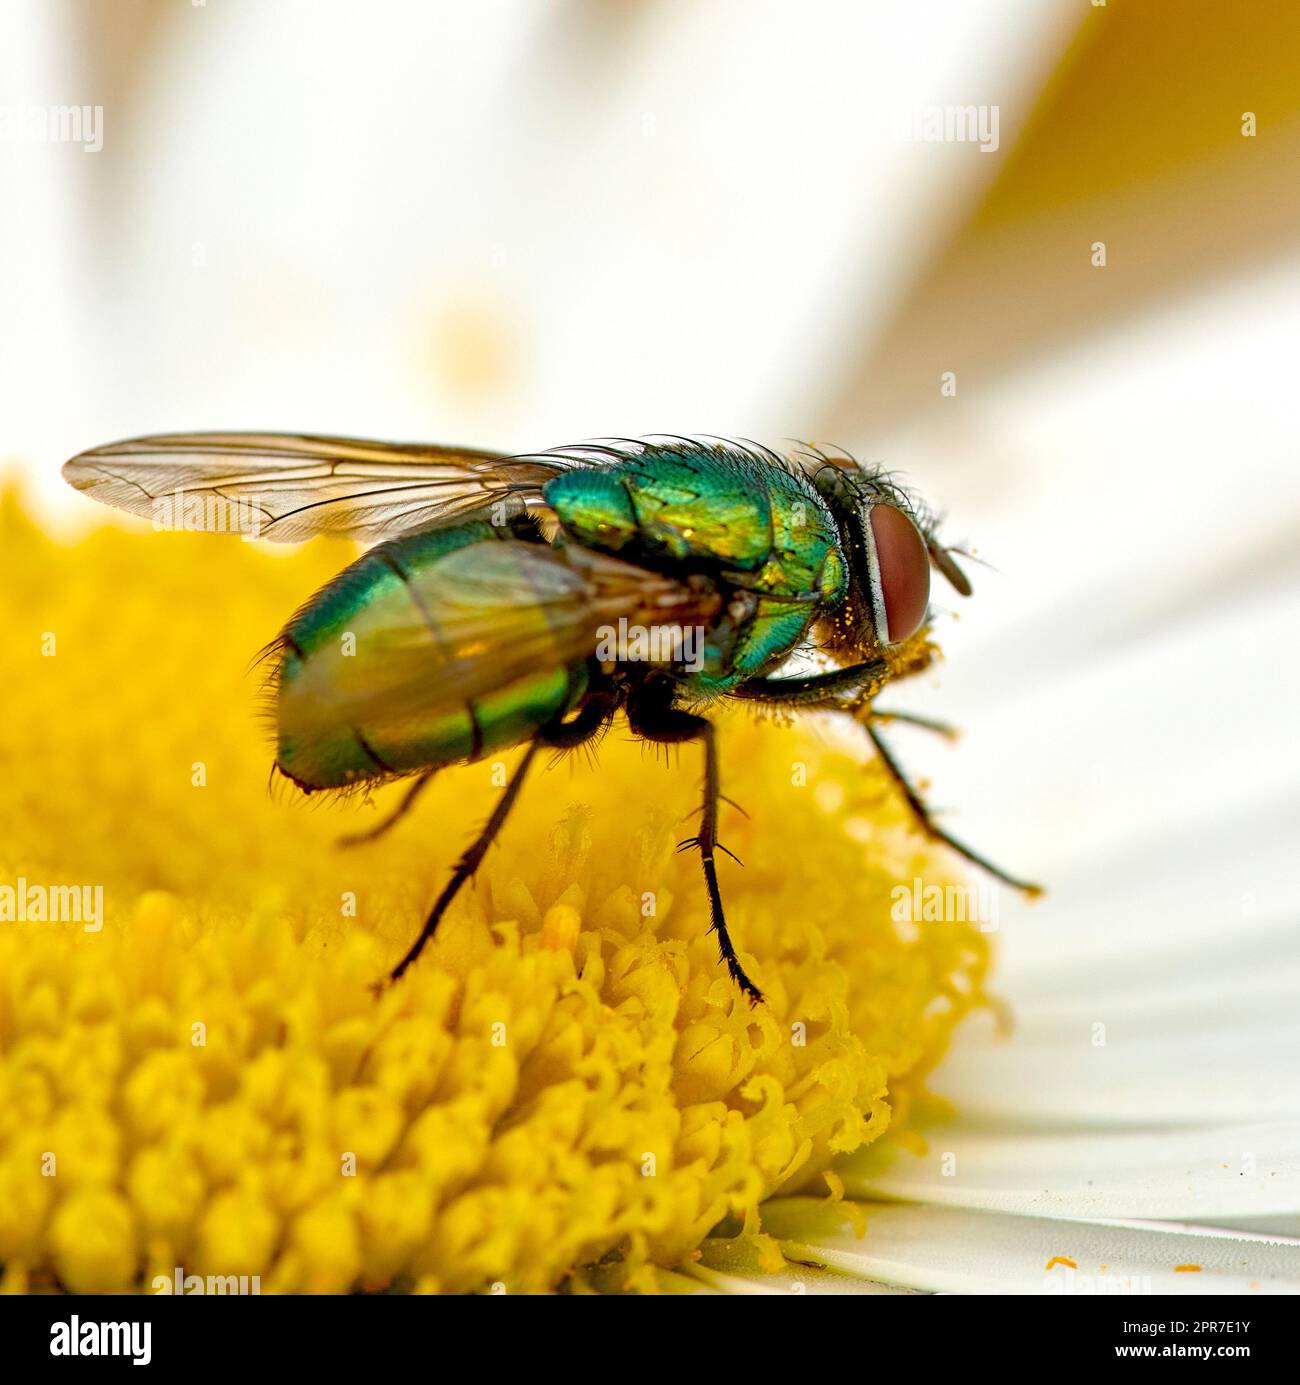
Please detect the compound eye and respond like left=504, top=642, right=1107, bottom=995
left=868, top=503, right=931, bottom=643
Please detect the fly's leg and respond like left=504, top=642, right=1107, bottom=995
left=730, top=658, right=888, bottom=708
left=691, top=724, right=764, bottom=1005
left=337, top=770, right=436, bottom=848
left=867, top=708, right=959, bottom=740
left=735, top=668, right=1038, bottom=896
left=627, top=693, right=763, bottom=1005
left=386, top=742, right=541, bottom=984
left=538, top=691, right=618, bottom=750
left=382, top=695, right=616, bottom=987
left=864, top=721, right=1042, bottom=896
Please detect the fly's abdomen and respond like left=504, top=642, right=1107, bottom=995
left=274, top=522, right=588, bottom=791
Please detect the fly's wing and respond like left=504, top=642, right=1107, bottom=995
left=282, top=539, right=721, bottom=730
left=62, top=432, right=576, bottom=542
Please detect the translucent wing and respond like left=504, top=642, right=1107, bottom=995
left=62, top=431, right=573, bottom=542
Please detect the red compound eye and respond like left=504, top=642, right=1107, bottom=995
left=868, top=503, right=930, bottom=643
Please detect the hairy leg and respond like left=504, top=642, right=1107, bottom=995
left=627, top=691, right=763, bottom=1004
left=730, top=658, right=888, bottom=708
left=385, top=696, right=616, bottom=986
left=865, top=720, right=1042, bottom=896
left=337, top=769, right=436, bottom=848
left=734, top=667, right=1033, bottom=893
left=867, top=708, right=959, bottom=740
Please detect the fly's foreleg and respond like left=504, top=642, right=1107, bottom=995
left=730, top=658, right=888, bottom=708
left=733, top=665, right=956, bottom=734
left=866, top=708, right=959, bottom=740
left=734, top=666, right=1037, bottom=896
left=864, top=720, right=1042, bottom=897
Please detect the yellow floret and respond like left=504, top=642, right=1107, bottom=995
left=0, top=490, right=989, bottom=1293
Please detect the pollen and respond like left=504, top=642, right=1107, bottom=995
left=0, top=490, right=989, bottom=1294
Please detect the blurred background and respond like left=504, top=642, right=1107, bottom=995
left=4, top=0, right=1300, bottom=1211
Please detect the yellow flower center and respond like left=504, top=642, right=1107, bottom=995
left=0, top=492, right=989, bottom=1293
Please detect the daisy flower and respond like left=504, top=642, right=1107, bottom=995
left=3, top=0, right=1299, bottom=1297
left=0, top=494, right=989, bottom=1293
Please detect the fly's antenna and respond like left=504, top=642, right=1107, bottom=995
left=926, top=537, right=1000, bottom=597
left=929, top=540, right=973, bottom=596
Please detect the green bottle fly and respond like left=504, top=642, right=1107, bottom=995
left=64, top=432, right=1039, bottom=1002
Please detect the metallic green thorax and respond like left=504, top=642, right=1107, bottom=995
left=544, top=443, right=845, bottom=693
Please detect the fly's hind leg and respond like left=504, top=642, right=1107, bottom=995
left=382, top=694, right=616, bottom=987
left=337, top=769, right=436, bottom=848
left=386, top=742, right=541, bottom=985
left=627, top=691, right=763, bottom=1005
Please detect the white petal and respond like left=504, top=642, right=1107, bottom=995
left=925, top=1012, right=1300, bottom=1127
left=838, top=1123, right=1300, bottom=1220
left=1199, top=1215, right=1300, bottom=1239
left=684, top=1260, right=912, bottom=1296
left=990, top=807, right=1300, bottom=987
left=871, top=579, right=1300, bottom=895
left=859, top=268, right=1300, bottom=894
left=762, top=1198, right=1300, bottom=1295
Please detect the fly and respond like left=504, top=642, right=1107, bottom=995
left=63, top=432, right=1040, bottom=1003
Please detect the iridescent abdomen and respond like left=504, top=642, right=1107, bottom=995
left=274, top=522, right=587, bottom=791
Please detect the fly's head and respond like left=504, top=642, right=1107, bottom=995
left=802, top=453, right=972, bottom=674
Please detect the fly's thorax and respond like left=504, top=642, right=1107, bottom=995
left=722, top=470, right=846, bottom=679
left=542, top=469, right=640, bottom=554
left=757, top=467, right=846, bottom=603
left=546, top=445, right=847, bottom=692
left=546, top=443, right=845, bottom=603
left=727, top=595, right=821, bottom=680
left=547, top=450, right=774, bottom=569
